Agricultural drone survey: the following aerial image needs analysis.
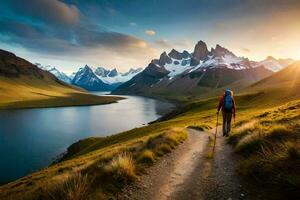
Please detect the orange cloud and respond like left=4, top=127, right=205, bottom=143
left=145, top=30, right=156, bottom=36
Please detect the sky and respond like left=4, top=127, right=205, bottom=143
left=0, top=0, right=300, bottom=74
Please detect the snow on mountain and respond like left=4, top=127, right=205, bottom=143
left=163, top=58, right=193, bottom=78
left=72, top=65, right=114, bottom=91
left=150, top=43, right=252, bottom=79
left=69, top=72, right=77, bottom=80
left=36, top=63, right=72, bottom=83
left=253, top=56, right=294, bottom=72
left=71, top=65, right=143, bottom=91
left=37, top=62, right=143, bottom=91
left=93, top=67, right=143, bottom=84
left=112, top=40, right=278, bottom=95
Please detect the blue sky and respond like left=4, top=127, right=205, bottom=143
left=0, top=0, right=300, bottom=73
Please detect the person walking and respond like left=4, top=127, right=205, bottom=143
left=217, top=89, right=236, bottom=137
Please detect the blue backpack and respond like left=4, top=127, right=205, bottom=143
left=224, top=90, right=233, bottom=112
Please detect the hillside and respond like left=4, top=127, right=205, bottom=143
left=0, top=50, right=123, bottom=109
left=1, top=59, right=299, bottom=200
left=251, top=61, right=300, bottom=88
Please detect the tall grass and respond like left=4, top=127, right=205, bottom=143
left=105, top=153, right=136, bottom=184
left=42, top=173, right=90, bottom=200
left=233, top=101, right=300, bottom=197
left=137, top=150, right=156, bottom=164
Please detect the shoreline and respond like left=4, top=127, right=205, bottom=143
left=0, top=93, right=125, bottom=110
left=0, top=94, right=177, bottom=185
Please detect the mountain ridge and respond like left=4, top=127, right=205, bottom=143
left=112, top=40, right=293, bottom=97
left=38, top=64, right=142, bottom=91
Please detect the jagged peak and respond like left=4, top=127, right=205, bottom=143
left=196, top=40, right=207, bottom=46
left=169, top=49, right=179, bottom=54
left=191, top=40, right=209, bottom=64
left=83, top=64, right=92, bottom=70
left=265, top=56, right=276, bottom=61
left=108, top=68, right=118, bottom=77
left=215, top=44, right=222, bottom=49
left=210, top=44, right=236, bottom=58
left=160, top=51, right=168, bottom=58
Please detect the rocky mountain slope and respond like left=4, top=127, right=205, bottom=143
left=36, top=64, right=72, bottom=83
left=112, top=40, right=289, bottom=96
left=39, top=64, right=142, bottom=91
left=72, top=65, right=142, bottom=91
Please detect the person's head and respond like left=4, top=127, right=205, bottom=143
left=224, top=89, right=233, bottom=97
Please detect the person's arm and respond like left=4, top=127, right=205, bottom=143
left=217, top=96, right=224, bottom=113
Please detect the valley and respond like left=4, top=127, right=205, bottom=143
left=1, top=59, right=299, bottom=199
left=1, top=1, right=299, bottom=199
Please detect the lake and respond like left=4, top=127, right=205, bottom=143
left=0, top=93, right=175, bottom=184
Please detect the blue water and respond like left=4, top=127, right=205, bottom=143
left=0, top=93, right=174, bottom=184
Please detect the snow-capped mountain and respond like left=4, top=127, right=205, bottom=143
left=112, top=40, right=290, bottom=95
left=95, top=67, right=143, bottom=85
left=150, top=41, right=254, bottom=80
left=37, top=62, right=142, bottom=91
left=72, top=65, right=114, bottom=91
left=36, top=64, right=72, bottom=83
left=254, top=56, right=294, bottom=72
left=72, top=65, right=142, bottom=91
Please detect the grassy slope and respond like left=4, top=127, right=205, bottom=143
left=0, top=76, right=123, bottom=109
left=1, top=63, right=299, bottom=199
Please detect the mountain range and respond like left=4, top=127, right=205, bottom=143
left=38, top=64, right=142, bottom=91
left=36, top=64, right=72, bottom=84
left=36, top=40, right=294, bottom=94
left=112, top=40, right=294, bottom=96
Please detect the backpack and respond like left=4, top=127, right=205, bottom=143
left=223, top=91, right=233, bottom=112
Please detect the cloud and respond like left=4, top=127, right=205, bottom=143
left=0, top=17, right=159, bottom=70
left=6, top=0, right=80, bottom=26
left=145, top=30, right=156, bottom=36
left=129, top=22, right=137, bottom=26
left=241, top=48, right=250, bottom=53
left=0, top=18, right=150, bottom=53
left=154, top=39, right=172, bottom=48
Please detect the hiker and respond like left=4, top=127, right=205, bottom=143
left=217, top=89, right=236, bottom=137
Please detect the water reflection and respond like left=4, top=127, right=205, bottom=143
left=0, top=94, right=174, bottom=184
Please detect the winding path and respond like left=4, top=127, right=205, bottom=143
left=118, top=128, right=261, bottom=200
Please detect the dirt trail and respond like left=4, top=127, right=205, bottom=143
left=118, top=128, right=260, bottom=200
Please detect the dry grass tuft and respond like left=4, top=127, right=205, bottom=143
left=155, top=144, right=172, bottom=156
left=235, top=124, right=265, bottom=153
left=42, top=173, right=90, bottom=200
left=105, top=153, right=136, bottom=184
left=137, top=150, right=156, bottom=164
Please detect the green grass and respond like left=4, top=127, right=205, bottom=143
left=41, top=173, right=90, bottom=200
left=0, top=126, right=189, bottom=199
left=0, top=76, right=123, bottom=109
left=1, top=65, right=300, bottom=199
left=229, top=100, right=300, bottom=197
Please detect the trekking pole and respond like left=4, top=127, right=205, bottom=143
left=212, top=112, right=219, bottom=153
